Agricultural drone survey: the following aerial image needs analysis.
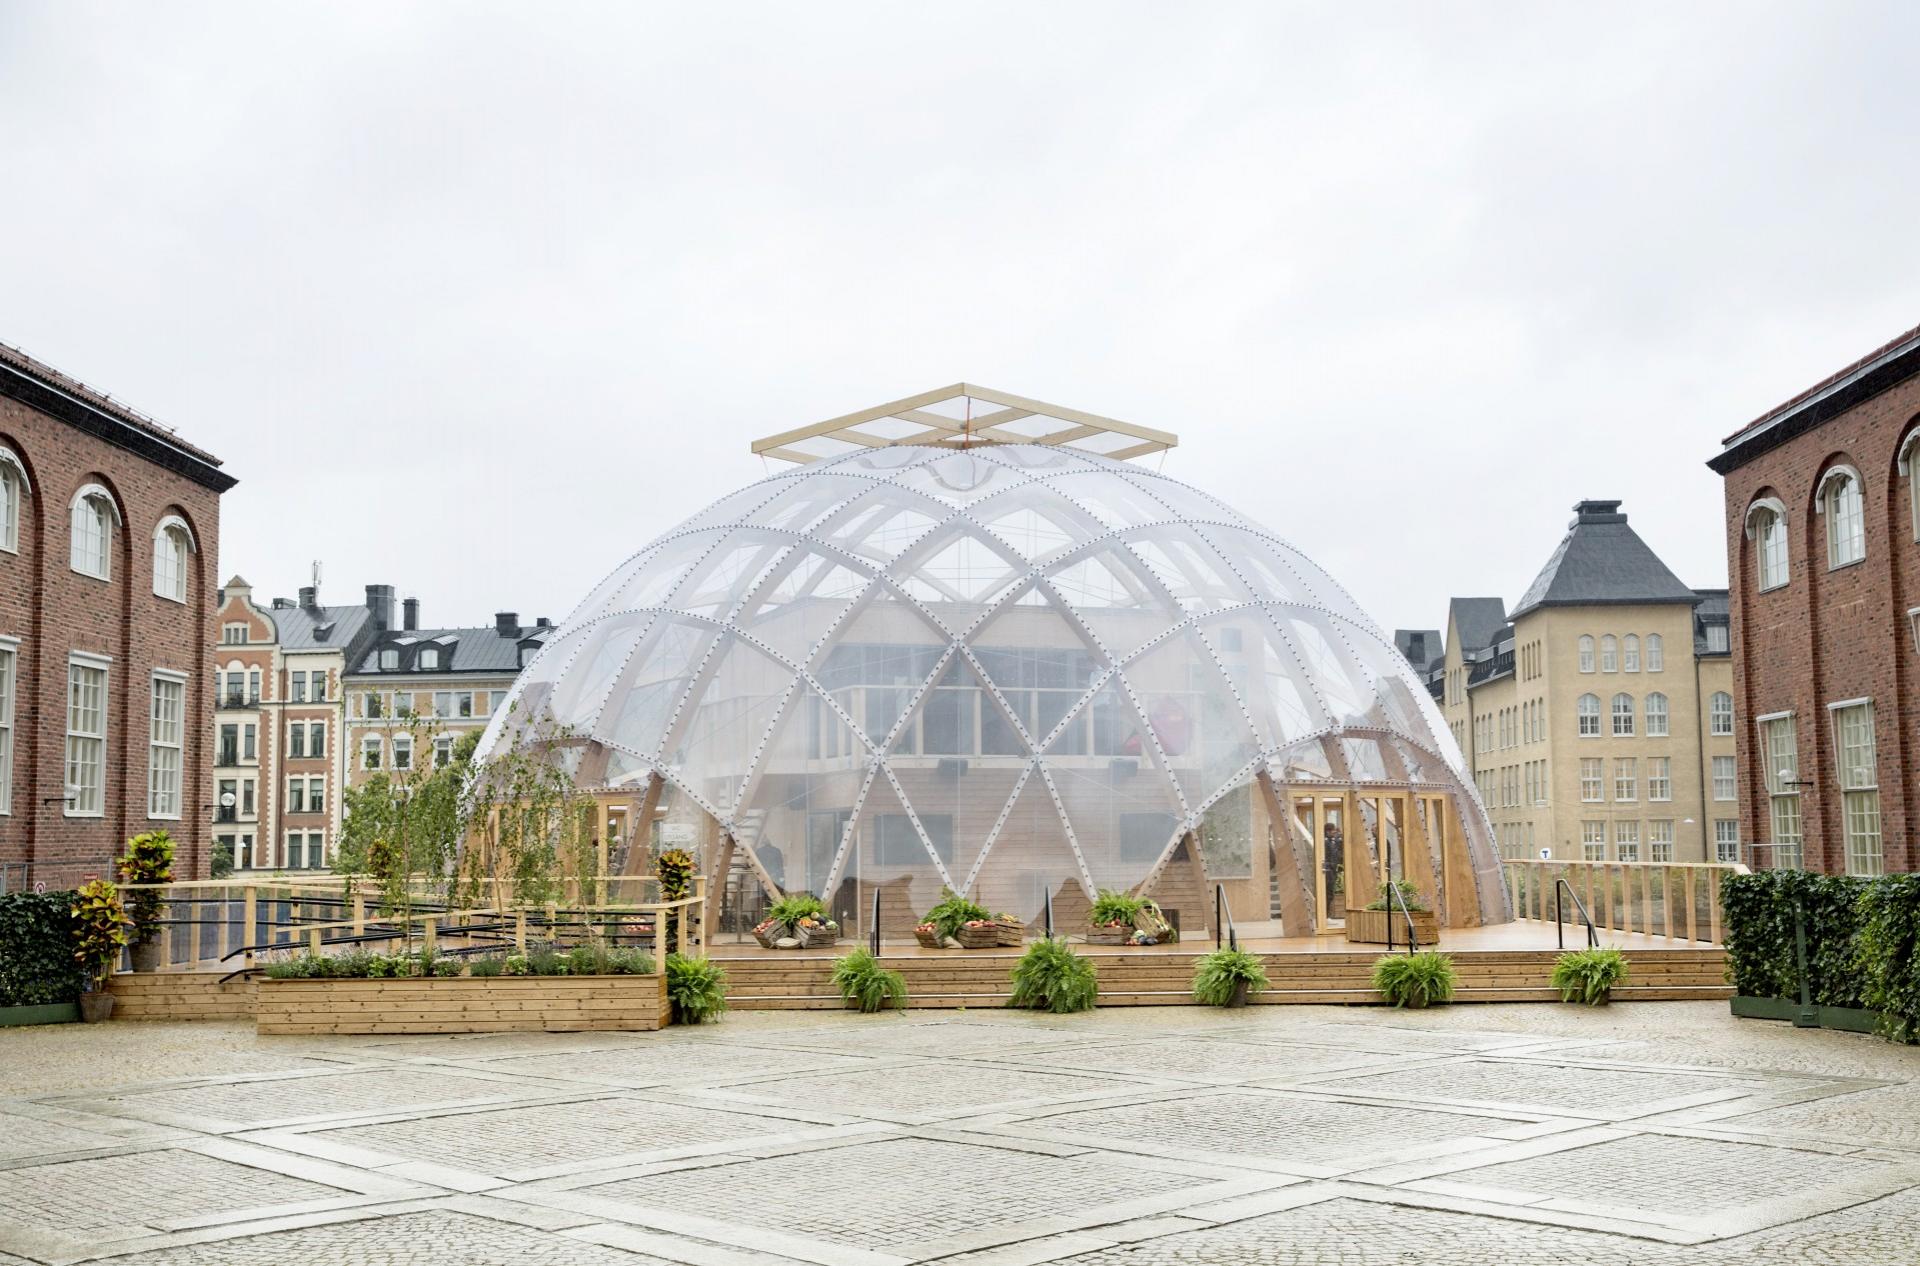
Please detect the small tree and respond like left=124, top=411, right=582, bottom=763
left=115, top=830, right=175, bottom=953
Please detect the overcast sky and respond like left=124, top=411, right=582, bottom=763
left=3, top=3, right=1916, bottom=640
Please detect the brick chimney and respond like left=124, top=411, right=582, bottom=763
left=365, top=584, right=395, bottom=630
left=402, top=597, right=419, bottom=631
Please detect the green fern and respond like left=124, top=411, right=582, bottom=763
left=1191, top=948, right=1269, bottom=1006
left=1551, top=947, right=1628, bottom=1005
left=830, top=949, right=909, bottom=1013
left=1008, top=937, right=1098, bottom=1013
left=1088, top=889, right=1145, bottom=926
left=665, top=952, right=728, bottom=1024
left=1371, top=951, right=1456, bottom=1008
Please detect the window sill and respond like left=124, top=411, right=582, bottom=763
left=63, top=809, right=104, bottom=819
left=147, top=813, right=182, bottom=822
left=69, top=567, right=109, bottom=583
left=152, top=590, right=186, bottom=605
left=1827, top=557, right=1866, bottom=573
left=1758, top=580, right=1790, bottom=595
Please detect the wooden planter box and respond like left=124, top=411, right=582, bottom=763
left=796, top=923, right=839, bottom=950
left=1730, top=995, right=1882, bottom=1035
left=956, top=924, right=1001, bottom=949
left=257, top=974, right=671, bottom=1035
left=1343, top=907, right=1439, bottom=947
left=913, top=925, right=945, bottom=949
left=994, top=920, right=1025, bottom=948
left=0, top=1002, right=79, bottom=1027
left=1084, top=926, right=1133, bottom=946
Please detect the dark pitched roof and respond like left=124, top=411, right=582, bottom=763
left=353, top=625, right=550, bottom=676
left=1392, top=628, right=1445, bottom=672
left=271, top=603, right=377, bottom=653
left=0, top=341, right=236, bottom=492
left=1710, top=323, right=1920, bottom=475
left=1447, top=598, right=1509, bottom=656
left=1509, top=501, right=1699, bottom=620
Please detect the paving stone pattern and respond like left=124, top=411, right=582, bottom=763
left=0, top=1003, right=1915, bottom=1265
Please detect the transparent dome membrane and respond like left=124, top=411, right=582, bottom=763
left=479, top=444, right=1509, bottom=936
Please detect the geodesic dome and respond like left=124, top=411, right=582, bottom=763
left=477, top=441, right=1506, bottom=933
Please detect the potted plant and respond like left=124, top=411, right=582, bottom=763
left=1371, top=951, right=1457, bottom=1009
left=116, top=830, right=175, bottom=972
left=656, top=847, right=695, bottom=948
left=665, top=952, right=728, bottom=1023
left=1344, top=880, right=1439, bottom=946
left=1008, top=937, right=1098, bottom=1013
left=70, top=878, right=132, bottom=1022
left=759, top=894, right=828, bottom=949
left=919, top=887, right=987, bottom=949
left=830, top=948, right=908, bottom=1012
left=1192, top=947, right=1269, bottom=1007
left=1086, top=889, right=1144, bottom=945
left=1551, top=946, right=1629, bottom=1005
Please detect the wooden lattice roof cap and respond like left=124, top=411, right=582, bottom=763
left=751, top=383, right=1178, bottom=464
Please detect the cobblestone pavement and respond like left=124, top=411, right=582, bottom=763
left=0, top=1002, right=1916, bottom=1265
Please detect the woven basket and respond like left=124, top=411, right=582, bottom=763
left=956, top=924, right=1001, bottom=949
left=913, top=925, right=944, bottom=949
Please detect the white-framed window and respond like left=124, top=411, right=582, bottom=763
left=1614, top=820, right=1640, bottom=862
left=419, top=647, right=440, bottom=670
left=310, top=720, right=326, bottom=756
left=379, top=648, right=399, bottom=670
left=1762, top=714, right=1803, bottom=869
left=1831, top=700, right=1882, bottom=875
left=1649, top=819, right=1674, bottom=863
left=1577, top=693, right=1601, bottom=737
left=1646, top=633, right=1663, bottom=672
left=1705, top=623, right=1730, bottom=653
left=1709, top=691, right=1733, bottom=736
left=1714, top=819, right=1740, bottom=865
left=222, top=622, right=248, bottom=644
left=147, top=672, right=184, bottom=819
left=290, top=670, right=307, bottom=702
left=0, top=446, right=28, bottom=554
left=1580, top=757, right=1603, bottom=802
left=1754, top=504, right=1789, bottom=590
left=1647, top=756, right=1671, bottom=802
left=286, top=777, right=306, bottom=814
left=1821, top=467, right=1866, bottom=568
left=242, top=722, right=256, bottom=761
left=435, top=735, right=455, bottom=768
left=1623, top=634, right=1640, bottom=672
left=1712, top=754, right=1736, bottom=801
left=288, top=722, right=307, bottom=759
left=362, top=735, right=382, bottom=770
left=151, top=516, right=193, bottom=603
left=65, top=654, right=108, bottom=816
left=285, top=830, right=325, bottom=870
left=1600, top=634, right=1618, bottom=672
left=392, top=690, right=413, bottom=718
left=248, top=667, right=261, bottom=701
left=68, top=484, right=118, bottom=580
left=1581, top=821, right=1606, bottom=861
left=361, top=691, right=384, bottom=719
left=1614, top=757, right=1637, bottom=802
left=1578, top=635, right=1594, bottom=673
left=1611, top=692, right=1635, bottom=736
left=393, top=733, right=412, bottom=770
left=0, top=637, right=15, bottom=815
left=1644, top=691, right=1669, bottom=736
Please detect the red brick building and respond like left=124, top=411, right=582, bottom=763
left=0, top=344, right=236, bottom=887
left=1709, top=324, right=1920, bottom=875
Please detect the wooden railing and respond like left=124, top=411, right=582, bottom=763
left=1500, top=859, right=1748, bottom=944
left=115, top=874, right=708, bottom=973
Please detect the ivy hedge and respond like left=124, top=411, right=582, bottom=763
left=1723, top=870, right=1920, bottom=1044
left=0, top=891, right=85, bottom=1008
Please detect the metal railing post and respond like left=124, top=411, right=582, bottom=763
left=1214, top=885, right=1223, bottom=950
left=870, top=888, right=881, bottom=958
left=1044, top=889, right=1053, bottom=939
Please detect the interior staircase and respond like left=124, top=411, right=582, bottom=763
left=716, top=946, right=1731, bottom=1010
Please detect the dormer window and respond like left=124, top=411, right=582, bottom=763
left=378, top=648, right=399, bottom=670
left=419, top=647, right=440, bottom=670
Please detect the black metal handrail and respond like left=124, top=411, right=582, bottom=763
left=1044, top=889, right=1054, bottom=939
left=1214, top=884, right=1238, bottom=951
left=1383, top=882, right=1418, bottom=956
left=869, top=888, right=881, bottom=957
left=1553, top=878, right=1600, bottom=949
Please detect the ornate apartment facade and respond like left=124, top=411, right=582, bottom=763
left=1, top=344, right=234, bottom=886
left=211, top=579, right=545, bottom=872
left=1710, top=323, right=1920, bottom=875
left=1405, top=500, right=1737, bottom=865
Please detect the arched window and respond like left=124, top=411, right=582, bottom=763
left=1710, top=690, right=1734, bottom=736
left=151, top=515, right=195, bottom=603
left=1898, top=430, right=1920, bottom=542
left=1745, top=497, right=1789, bottom=590
left=1818, top=465, right=1865, bottom=568
left=0, top=445, right=29, bottom=554
left=1612, top=692, right=1635, bottom=736
left=1577, top=693, right=1601, bottom=737
left=1646, top=633, right=1663, bottom=672
left=68, top=484, right=120, bottom=580
left=1644, top=691, right=1669, bottom=736
left=1578, top=635, right=1595, bottom=673
left=1600, top=635, right=1618, bottom=672
left=1623, top=634, right=1640, bottom=672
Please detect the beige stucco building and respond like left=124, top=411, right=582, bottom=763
left=1404, top=501, right=1738, bottom=865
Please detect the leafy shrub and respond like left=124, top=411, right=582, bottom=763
left=0, top=891, right=84, bottom=1007
left=764, top=894, right=827, bottom=934
left=468, top=955, right=507, bottom=977
left=1008, top=937, right=1098, bottom=1013
left=70, top=878, right=132, bottom=987
left=503, top=953, right=531, bottom=976
left=1551, top=947, right=1628, bottom=1005
left=665, top=952, right=728, bottom=1024
left=1859, top=874, right=1920, bottom=1044
left=1363, top=880, right=1429, bottom=913
left=431, top=953, right=462, bottom=978
left=1723, top=870, right=1872, bottom=1009
left=831, top=949, right=908, bottom=1013
left=115, top=830, right=175, bottom=945
left=921, top=887, right=989, bottom=941
left=1088, top=889, right=1144, bottom=926
left=1371, top=952, right=1456, bottom=1008
left=655, top=848, right=696, bottom=901
left=527, top=949, right=567, bottom=976
left=1191, top=947, right=1269, bottom=1006
left=607, top=947, right=657, bottom=975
